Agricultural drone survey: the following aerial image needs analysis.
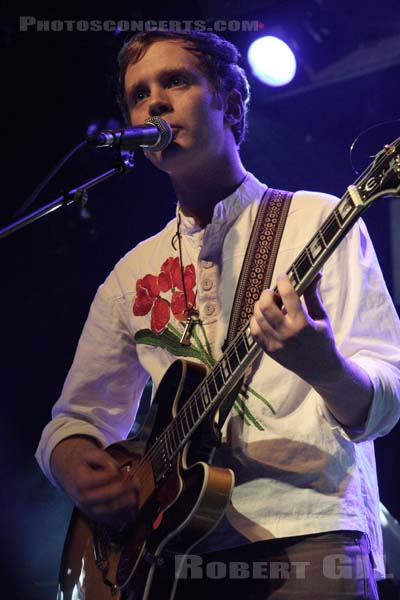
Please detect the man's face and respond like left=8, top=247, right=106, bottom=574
left=124, top=40, right=231, bottom=176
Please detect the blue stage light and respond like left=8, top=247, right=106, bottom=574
left=247, top=36, right=297, bottom=87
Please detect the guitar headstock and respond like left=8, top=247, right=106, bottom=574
left=355, top=136, right=400, bottom=206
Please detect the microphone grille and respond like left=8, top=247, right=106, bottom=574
left=144, top=117, right=173, bottom=152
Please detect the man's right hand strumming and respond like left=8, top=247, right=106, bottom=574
left=50, top=435, right=139, bottom=526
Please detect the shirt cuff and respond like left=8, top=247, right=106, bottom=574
left=317, top=356, right=400, bottom=443
left=35, top=418, right=109, bottom=488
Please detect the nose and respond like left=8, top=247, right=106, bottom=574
left=148, top=89, right=172, bottom=118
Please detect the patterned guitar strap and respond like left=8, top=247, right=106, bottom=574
left=217, top=187, right=293, bottom=430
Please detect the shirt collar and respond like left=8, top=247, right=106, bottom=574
left=177, top=172, right=267, bottom=237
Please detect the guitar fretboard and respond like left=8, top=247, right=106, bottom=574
left=286, top=190, right=358, bottom=294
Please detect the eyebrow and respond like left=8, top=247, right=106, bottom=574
left=125, top=67, right=198, bottom=105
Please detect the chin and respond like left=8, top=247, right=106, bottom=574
left=146, top=142, right=189, bottom=172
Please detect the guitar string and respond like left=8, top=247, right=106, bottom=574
left=129, top=143, right=400, bottom=481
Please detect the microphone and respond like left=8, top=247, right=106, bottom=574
left=86, top=116, right=172, bottom=152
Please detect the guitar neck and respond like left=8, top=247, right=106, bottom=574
left=284, top=186, right=366, bottom=296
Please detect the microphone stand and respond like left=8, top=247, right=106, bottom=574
left=0, top=150, right=135, bottom=241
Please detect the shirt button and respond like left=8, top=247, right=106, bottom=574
left=202, top=278, right=213, bottom=291
left=201, top=260, right=213, bottom=269
left=204, top=303, right=215, bottom=316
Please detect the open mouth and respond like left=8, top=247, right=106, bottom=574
left=170, top=126, right=181, bottom=141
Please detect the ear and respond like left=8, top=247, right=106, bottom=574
left=223, top=89, right=244, bottom=126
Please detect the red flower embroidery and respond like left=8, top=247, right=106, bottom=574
left=158, top=257, right=179, bottom=291
left=171, top=288, right=196, bottom=321
left=133, top=257, right=196, bottom=334
left=150, top=297, right=170, bottom=334
left=132, top=275, right=159, bottom=316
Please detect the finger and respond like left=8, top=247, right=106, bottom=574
left=303, top=272, right=327, bottom=320
left=85, top=449, right=121, bottom=472
left=253, top=301, right=282, bottom=337
left=77, top=464, right=122, bottom=490
left=83, top=477, right=138, bottom=508
left=73, top=451, right=123, bottom=491
left=276, top=274, right=303, bottom=317
left=249, top=314, right=265, bottom=346
left=257, top=291, right=285, bottom=330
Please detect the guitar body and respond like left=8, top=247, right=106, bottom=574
left=57, top=359, right=235, bottom=600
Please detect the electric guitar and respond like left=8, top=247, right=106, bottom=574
left=57, top=137, right=400, bottom=599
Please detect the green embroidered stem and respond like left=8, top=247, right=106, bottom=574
left=167, top=323, right=213, bottom=368
left=191, top=327, right=215, bottom=368
left=242, top=384, right=276, bottom=415
left=167, top=322, right=183, bottom=338
left=234, top=398, right=264, bottom=430
left=136, top=328, right=203, bottom=361
left=233, top=400, right=251, bottom=426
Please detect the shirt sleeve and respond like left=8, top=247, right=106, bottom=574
left=35, top=272, right=149, bottom=487
left=316, top=217, right=400, bottom=442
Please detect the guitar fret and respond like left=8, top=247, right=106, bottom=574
left=287, top=265, right=300, bottom=287
left=293, top=252, right=312, bottom=281
left=183, top=409, right=191, bottom=436
left=196, top=392, right=207, bottom=419
left=333, top=208, right=342, bottom=228
left=244, top=327, right=255, bottom=350
left=237, top=335, right=248, bottom=360
left=186, top=404, right=195, bottom=430
left=305, top=246, right=314, bottom=265
left=308, top=232, right=325, bottom=261
left=213, top=365, right=224, bottom=392
left=233, top=341, right=242, bottom=364
left=337, top=196, right=355, bottom=223
left=321, top=215, right=340, bottom=246
left=190, top=395, right=200, bottom=419
left=170, top=424, right=179, bottom=450
left=177, top=417, right=185, bottom=442
left=208, top=373, right=218, bottom=398
left=220, top=357, right=231, bottom=381
left=227, top=350, right=239, bottom=373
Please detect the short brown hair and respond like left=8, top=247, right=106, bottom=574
left=117, top=30, right=250, bottom=147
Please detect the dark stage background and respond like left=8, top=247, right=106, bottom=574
left=2, top=1, right=400, bottom=598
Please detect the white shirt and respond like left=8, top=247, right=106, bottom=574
left=36, top=173, right=400, bottom=578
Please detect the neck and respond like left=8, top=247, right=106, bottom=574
left=171, top=156, right=247, bottom=229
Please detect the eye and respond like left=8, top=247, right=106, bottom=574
left=133, top=89, right=148, bottom=105
left=168, top=75, right=186, bottom=88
